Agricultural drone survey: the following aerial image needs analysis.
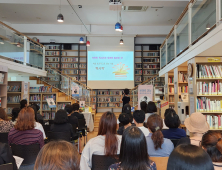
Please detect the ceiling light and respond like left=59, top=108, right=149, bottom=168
left=86, top=41, right=90, bottom=46
left=206, top=23, right=211, bottom=30
left=57, top=14, right=64, bottom=22
left=80, top=37, right=84, bottom=43
left=115, top=22, right=121, bottom=31
left=120, top=39, right=124, bottom=45
left=119, top=26, right=123, bottom=32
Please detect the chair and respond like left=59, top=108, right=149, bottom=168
left=72, top=124, right=81, bottom=152
left=91, top=155, right=119, bottom=170
left=150, top=157, right=169, bottom=170
left=48, top=131, right=71, bottom=142
left=170, top=139, right=180, bottom=147
left=0, top=163, right=13, bottom=170
left=78, top=119, right=87, bottom=145
left=0, top=133, right=9, bottom=143
left=42, top=124, right=51, bottom=138
left=11, top=144, right=40, bottom=165
left=48, top=119, right=54, bottom=125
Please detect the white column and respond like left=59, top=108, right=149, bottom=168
left=23, top=36, right=27, bottom=66
left=188, top=3, right=192, bottom=47
left=160, top=47, right=162, bottom=68
left=43, top=46, right=45, bottom=70
left=165, top=39, right=168, bottom=64
left=174, top=25, right=177, bottom=58
left=216, top=0, right=221, bottom=26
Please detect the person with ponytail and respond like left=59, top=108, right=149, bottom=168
left=80, top=112, right=121, bottom=170
left=146, top=114, right=174, bottom=157
left=201, top=131, right=222, bottom=170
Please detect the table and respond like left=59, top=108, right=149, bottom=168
left=82, top=112, right=94, bottom=132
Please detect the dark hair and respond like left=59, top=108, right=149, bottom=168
left=164, top=108, right=174, bottom=117
left=124, top=88, right=129, bottom=95
left=140, top=101, right=147, bottom=113
left=0, top=107, right=8, bottom=121
left=122, top=104, right=131, bottom=115
left=11, top=108, right=20, bottom=122
left=164, top=109, right=181, bottom=128
left=54, top=110, right=68, bottom=124
left=147, top=114, right=163, bottom=150
left=119, top=113, right=131, bottom=126
left=65, top=104, right=73, bottom=114
left=119, top=126, right=150, bottom=170
left=98, top=112, right=118, bottom=156
left=146, top=101, right=157, bottom=113
left=201, top=131, right=222, bottom=162
left=30, top=103, right=40, bottom=112
left=72, top=103, right=79, bottom=111
left=29, top=105, right=38, bottom=122
left=167, top=144, right=214, bottom=170
left=34, top=140, right=80, bottom=170
left=20, top=99, right=27, bottom=109
left=133, top=110, right=145, bottom=124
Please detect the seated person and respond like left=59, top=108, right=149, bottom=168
left=65, top=104, right=78, bottom=128
left=133, top=110, right=149, bottom=137
left=0, top=108, right=14, bottom=133
left=162, top=109, right=186, bottom=139
left=118, top=104, right=133, bottom=126
left=11, top=108, right=20, bottom=125
left=145, top=101, right=157, bottom=123
left=20, top=99, right=27, bottom=109
left=117, top=113, right=132, bottom=135
left=146, top=114, right=174, bottom=157
left=72, top=103, right=85, bottom=120
left=30, top=103, right=43, bottom=122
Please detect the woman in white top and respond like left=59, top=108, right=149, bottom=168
left=80, top=111, right=122, bottom=170
left=144, top=101, right=157, bottom=123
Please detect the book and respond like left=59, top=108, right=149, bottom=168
left=196, top=64, right=222, bottom=78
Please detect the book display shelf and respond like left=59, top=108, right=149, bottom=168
left=165, top=72, right=175, bottom=109
left=0, top=65, right=8, bottom=111
left=154, top=86, right=164, bottom=101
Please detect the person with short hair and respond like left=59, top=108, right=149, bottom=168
left=133, top=110, right=149, bottom=136
left=145, top=101, right=157, bottom=123
left=30, top=103, right=43, bottom=122
left=201, top=131, right=222, bottom=169
left=65, top=104, right=78, bottom=128
left=34, top=141, right=80, bottom=170
left=11, top=108, right=20, bottom=124
left=162, top=109, right=186, bottom=139
left=140, top=101, right=147, bottom=113
left=0, top=107, right=14, bottom=133
left=117, top=113, right=132, bottom=135
left=146, top=114, right=174, bottom=157
left=72, top=103, right=85, bottom=120
left=20, top=99, right=27, bottom=109
left=109, top=126, right=157, bottom=170
left=167, top=144, right=214, bottom=170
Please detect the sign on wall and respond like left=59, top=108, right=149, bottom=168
left=138, top=85, right=153, bottom=110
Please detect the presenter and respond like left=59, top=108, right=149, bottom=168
left=121, top=88, right=130, bottom=112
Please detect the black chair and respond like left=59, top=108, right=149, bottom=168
left=0, top=163, right=13, bottom=170
left=91, top=155, right=119, bottom=170
left=170, top=139, right=180, bottom=147
left=0, top=133, right=9, bottom=144
left=72, top=124, right=81, bottom=152
left=48, top=131, right=71, bottom=142
left=78, top=119, right=87, bottom=145
left=48, top=120, right=54, bottom=125
left=43, top=124, right=51, bottom=138
left=10, top=144, right=40, bottom=165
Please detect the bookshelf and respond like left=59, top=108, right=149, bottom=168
left=154, top=86, right=164, bottom=101
left=165, top=72, right=175, bottom=109
left=0, top=65, right=8, bottom=111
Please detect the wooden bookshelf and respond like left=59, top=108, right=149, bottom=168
left=165, top=72, right=174, bottom=109
left=0, top=65, right=8, bottom=111
left=154, top=86, right=164, bottom=101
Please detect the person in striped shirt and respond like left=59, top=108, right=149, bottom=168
left=8, top=107, right=44, bottom=148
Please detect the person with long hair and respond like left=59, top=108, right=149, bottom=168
left=109, top=126, right=156, bottom=170
left=80, top=111, right=121, bottom=170
left=145, top=101, right=157, bottom=123
left=11, top=108, right=20, bottom=124
left=201, top=131, right=222, bottom=169
left=167, top=144, right=214, bottom=170
left=8, top=107, right=44, bottom=148
left=0, top=107, right=14, bottom=132
left=146, top=114, right=174, bottom=157
left=34, top=141, right=80, bottom=170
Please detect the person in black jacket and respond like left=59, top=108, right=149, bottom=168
left=65, top=104, right=79, bottom=128
left=0, top=142, right=17, bottom=170
left=72, top=103, right=85, bottom=120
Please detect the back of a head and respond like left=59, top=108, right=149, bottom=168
left=11, top=108, right=20, bottom=122
left=122, top=104, right=132, bottom=115
left=0, top=107, right=8, bottom=121
left=120, top=126, right=149, bottom=170
left=72, top=103, right=79, bottom=111
left=124, top=88, right=129, bottom=95
left=164, top=109, right=181, bottom=128
left=118, top=113, right=130, bottom=126
left=65, top=104, right=73, bottom=114
left=147, top=114, right=164, bottom=150
left=29, top=105, right=38, bottom=122
left=146, top=101, right=157, bottom=113
left=201, top=131, right=222, bottom=162
left=54, top=109, right=68, bottom=124
left=34, top=140, right=80, bottom=170
left=98, top=112, right=118, bottom=156
left=20, top=99, right=27, bottom=109
left=140, top=101, right=147, bottom=113
left=133, top=110, right=145, bottom=124
left=167, top=144, right=214, bottom=170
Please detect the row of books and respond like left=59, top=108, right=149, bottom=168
left=169, top=87, right=174, bottom=93
left=98, top=97, right=121, bottom=102
left=7, top=86, right=21, bottom=92
left=0, top=73, right=5, bottom=84
left=30, top=95, right=41, bottom=102
left=97, top=103, right=123, bottom=107
left=143, top=64, right=160, bottom=69
left=179, top=72, right=188, bottom=82
left=79, top=77, right=86, bottom=81
left=47, top=70, right=57, bottom=75
left=179, top=86, right=188, bottom=93
left=42, top=104, right=56, bottom=111
left=30, top=86, right=53, bottom=93
left=135, top=64, right=142, bottom=68
left=143, top=58, right=160, bottom=62
left=206, top=115, right=222, bottom=129
left=61, top=57, right=78, bottom=62
left=168, top=77, right=174, bottom=83
left=43, top=95, right=56, bottom=101
left=135, top=70, right=142, bottom=74
left=197, top=81, right=222, bottom=95
left=169, top=96, right=174, bottom=102
left=46, top=51, right=60, bottom=56
left=46, top=64, right=59, bottom=68
left=46, top=45, right=59, bottom=50
left=62, top=70, right=78, bottom=74
left=79, top=64, right=86, bottom=68
left=91, top=97, right=97, bottom=102
left=61, top=64, right=78, bottom=68
left=7, top=95, right=21, bottom=103
left=7, top=107, right=13, bottom=114
left=79, top=70, right=86, bottom=74
left=146, top=52, right=159, bottom=56
left=197, top=97, right=222, bottom=112
left=42, top=112, right=55, bottom=120
left=135, top=77, right=141, bottom=81
left=196, top=64, right=222, bottom=78
left=155, top=88, right=164, bottom=94
left=144, top=70, right=159, bottom=74
left=45, top=57, right=59, bottom=62
left=97, top=91, right=122, bottom=95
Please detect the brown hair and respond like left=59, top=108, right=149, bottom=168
left=201, top=131, right=222, bottom=162
left=98, top=111, right=118, bottom=156
left=147, top=114, right=164, bottom=150
left=34, top=140, right=80, bottom=170
left=15, top=107, right=35, bottom=131
left=0, top=107, right=9, bottom=121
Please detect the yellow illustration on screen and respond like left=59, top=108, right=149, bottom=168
left=112, top=62, right=130, bottom=75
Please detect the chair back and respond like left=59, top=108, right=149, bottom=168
left=0, top=133, right=9, bottom=143
left=48, top=131, right=71, bottom=142
left=0, top=163, right=13, bottom=170
left=170, top=139, right=180, bottom=147
left=48, top=120, right=54, bottom=125
left=72, top=124, right=77, bottom=133
left=91, top=155, right=119, bottom=170
left=150, top=157, right=168, bottom=170
left=78, top=119, right=86, bottom=129
left=11, top=144, right=40, bottom=165
left=43, top=124, right=51, bottom=138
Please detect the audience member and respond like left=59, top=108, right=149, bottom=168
left=117, top=113, right=132, bottom=135
left=80, top=112, right=121, bottom=170
left=0, top=107, right=14, bottom=133
left=50, top=109, right=74, bottom=139
left=133, top=110, right=149, bottom=136
left=20, top=99, right=27, bottom=109
left=162, top=109, right=186, bottom=139
left=30, top=103, right=43, bottom=122
left=109, top=126, right=156, bottom=170
left=0, top=142, right=17, bottom=170
left=140, top=101, right=147, bottom=113
left=11, top=108, right=20, bottom=125
left=145, top=101, right=157, bottom=123
left=146, top=114, right=174, bottom=157
left=167, top=144, right=214, bottom=170
left=65, top=104, right=78, bottom=128
left=122, top=88, right=130, bottom=111
left=34, top=140, right=80, bottom=170
left=72, top=103, right=85, bottom=120
left=177, top=112, right=209, bottom=146
left=201, top=131, right=222, bottom=169
left=8, top=107, right=44, bottom=148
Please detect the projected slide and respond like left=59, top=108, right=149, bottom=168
left=88, top=51, right=134, bottom=81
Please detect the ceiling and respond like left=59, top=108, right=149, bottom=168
left=0, top=0, right=189, bottom=26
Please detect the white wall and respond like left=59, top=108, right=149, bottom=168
left=135, top=37, right=165, bottom=44
left=31, top=35, right=85, bottom=43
